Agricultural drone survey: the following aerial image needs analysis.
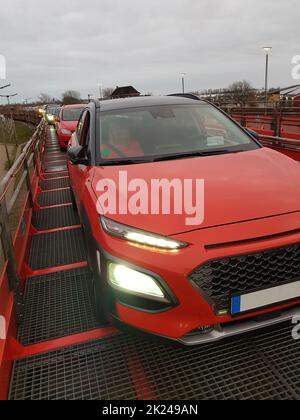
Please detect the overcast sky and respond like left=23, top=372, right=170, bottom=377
left=0, top=0, right=299, bottom=103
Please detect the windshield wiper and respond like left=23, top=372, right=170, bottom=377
left=99, top=149, right=244, bottom=166
left=152, top=149, right=239, bottom=162
left=100, top=158, right=154, bottom=166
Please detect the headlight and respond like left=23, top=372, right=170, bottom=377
left=108, top=263, right=168, bottom=301
left=61, top=128, right=72, bottom=135
left=101, top=217, right=188, bottom=251
left=47, top=115, right=54, bottom=121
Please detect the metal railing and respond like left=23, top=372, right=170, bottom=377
left=0, top=118, right=47, bottom=321
left=227, top=107, right=300, bottom=140
left=0, top=108, right=41, bottom=126
left=259, top=134, right=300, bottom=153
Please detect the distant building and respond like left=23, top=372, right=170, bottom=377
left=111, top=86, right=141, bottom=99
left=293, top=94, right=300, bottom=106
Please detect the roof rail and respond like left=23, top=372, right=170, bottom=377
left=167, top=93, right=202, bottom=101
left=89, top=98, right=101, bottom=109
left=167, top=93, right=216, bottom=107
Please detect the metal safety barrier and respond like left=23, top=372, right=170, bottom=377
left=0, top=117, right=47, bottom=322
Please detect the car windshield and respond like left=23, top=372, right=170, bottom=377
left=47, top=106, right=59, bottom=115
left=99, top=104, right=259, bottom=164
left=62, top=108, right=85, bottom=121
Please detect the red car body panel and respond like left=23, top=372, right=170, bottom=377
left=56, top=104, right=86, bottom=149
left=69, top=142, right=300, bottom=340
left=91, top=148, right=300, bottom=235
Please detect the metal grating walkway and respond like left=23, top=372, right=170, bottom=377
left=40, top=177, right=70, bottom=191
left=42, top=171, right=69, bottom=180
left=10, top=322, right=300, bottom=400
left=38, top=189, right=72, bottom=207
left=32, top=205, right=80, bottom=230
left=18, top=267, right=101, bottom=346
left=28, top=228, right=86, bottom=270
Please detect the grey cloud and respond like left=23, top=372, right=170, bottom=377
left=0, top=0, right=299, bottom=102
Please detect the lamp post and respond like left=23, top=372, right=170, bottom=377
left=180, top=73, right=186, bottom=94
left=0, top=93, right=18, bottom=105
left=98, top=83, right=103, bottom=100
left=263, top=47, right=272, bottom=106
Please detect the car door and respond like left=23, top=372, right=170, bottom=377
left=69, top=110, right=91, bottom=206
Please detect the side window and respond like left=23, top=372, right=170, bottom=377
left=76, top=110, right=86, bottom=139
left=80, top=111, right=91, bottom=146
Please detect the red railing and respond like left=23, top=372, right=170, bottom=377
left=0, top=117, right=47, bottom=399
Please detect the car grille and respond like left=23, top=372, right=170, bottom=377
left=188, top=242, right=300, bottom=313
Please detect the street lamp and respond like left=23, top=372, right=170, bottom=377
left=98, top=83, right=103, bottom=100
left=263, top=46, right=272, bottom=106
left=180, top=73, right=186, bottom=94
left=0, top=93, right=18, bottom=105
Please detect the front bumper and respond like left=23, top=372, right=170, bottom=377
left=84, top=202, right=300, bottom=343
left=178, top=304, right=300, bottom=345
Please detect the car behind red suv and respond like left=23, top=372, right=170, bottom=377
left=56, top=104, right=86, bottom=150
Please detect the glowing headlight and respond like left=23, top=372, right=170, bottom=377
left=61, top=128, right=72, bottom=135
left=108, top=263, right=167, bottom=301
left=47, top=115, right=54, bottom=121
left=101, top=217, right=188, bottom=251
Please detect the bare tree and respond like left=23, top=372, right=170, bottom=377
left=38, top=93, right=52, bottom=104
left=227, top=80, right=256, bottom=106
left=102, top=88, right=115, bottom=99
left=62, top=90, right=81, bottom=105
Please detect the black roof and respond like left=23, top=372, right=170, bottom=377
left=96, top=95, right=206, bottom=112
left=111, top=86, right=140, bottom=98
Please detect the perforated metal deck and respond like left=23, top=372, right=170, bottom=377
left=10, top=322, right=300, bottom=400
left=28, top=228, right=86, bottom=270
left=38, top=189, right=72, bottom=206
left=18, top=267, right=101, bottom=346
left=40, top=178, right=70, bottom=191
left=32, top=205, right=80, bottom=230
left=42, top=171, right=69, bottom=180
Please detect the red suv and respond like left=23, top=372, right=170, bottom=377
left=68, top=95, right=300, bottom=345
left=56, top=104, right=86, bottom=150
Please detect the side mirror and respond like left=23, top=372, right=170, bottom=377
left=68, top=146, right=89, bottom=165
left=245, top=128, right=260, bottom=140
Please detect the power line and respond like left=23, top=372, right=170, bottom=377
left=0, top=84, right=11, bottom=90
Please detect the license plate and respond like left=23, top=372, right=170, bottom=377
left=231, top=280, right=300, bottom=315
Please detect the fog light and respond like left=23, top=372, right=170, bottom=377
left=108, top=263, right=167, bottom=301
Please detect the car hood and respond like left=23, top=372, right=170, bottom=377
left=59, top=121, right=77, bottom=131
left=91, top=147, right=300, bottom=236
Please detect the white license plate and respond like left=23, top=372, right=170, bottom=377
left=231, top=281, right=300, bottom=315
